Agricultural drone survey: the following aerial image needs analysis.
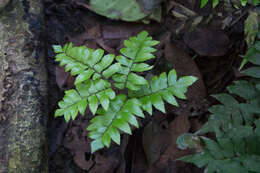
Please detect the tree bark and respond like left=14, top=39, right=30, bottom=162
left=0, top=0, right=48, bottom=172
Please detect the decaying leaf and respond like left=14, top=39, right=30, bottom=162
left=63, top=126, right=93, bottom=171
left=55, top=66, right=75, bottom=90
left=146, top=113, right=192, bottom=172
left=183, top=28, right=230, bottom=56
left=163, top=32, right=207, bottom=101
left=142, top=121, right=170, bottom=166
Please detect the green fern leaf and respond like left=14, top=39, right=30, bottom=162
left=129, top=69, right=197, bottom=114
left=242, top=66, right=260, bottom=78
left=178, top=29, right=260, bottom=173
left=177, top=152, right=212, bottom=168
left=239, top=41, right=260, bottom=70
left=55, top=79, right=116, bottom=118
left=200, top=0, right=209, bottom=8
left=53, top=43, right=121, bottom=84
left=53, top=31, right=197, bottom=154
left=112, top=31, right=159, bottom=90
left=87, top=94, right=144, bottom=153
left=227, top=80, right=257, bottom=100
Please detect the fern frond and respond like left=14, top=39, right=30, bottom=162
left=177, top=28, right=260, bottom=173
left=129, top=69, right=197, bottom=114
left=87, top=94, right=144, bottom=153
left=239, top=39, right=260, bottom=70
left=112, top=31, right=159, bottom=90
left=55, top=79, right=116, bottom=119
left=53, top=31, right=197, bottom=154
left=53, top=43, right=121, bottom=84
left=197, top=92, right=260, bottom=137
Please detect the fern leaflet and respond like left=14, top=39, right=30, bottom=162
left=113, top=31, right=159, bottom=90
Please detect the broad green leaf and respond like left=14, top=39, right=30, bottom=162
left=109, top=127, right=120, bottom=145
left=241, top=0, right=247, bottom=6
left=212, top=0, right=219, bottom=8
left=242, top=155, right=260, bottom=172
left=53, top=45, right=63, bottom=53
left=217, top=138, right=235, bottom=158
left=128, top=73, right=148, bottom=85
left=55, top=89, right=82, bottom=122
left=140, top=96, right=153, bottom=115
left=244, top=11, right=259, bottom=46
left=243, top=67, right=260, bottom=78
left=177, top=152, right=212, bottom=168
left=227, top=80, right=257, bottom=100
left=94, top=54, right=115, bottom=73
left=116, top=55, right=131, bottom=67
left=89, top=49, right=104, bottom=66
left=102, top=132, right=111, bottom=147
left=201, top=0, right=209, bottom=8
left=113, top=118, right=132, bottom=134
left=132, top=63, right=153, bottom=72
left=91, top=138, right=104, bottom=153
left=102, top=63, right=121, bottom=78
left=151, top=93, right=165, bottom=113
left=75, top=69, right=94, bottom=84
left=90, top=0, right=150, bottom=22
left=161, top=90, right=178, bottom=106
left=96, top=91, right=110, bottom=110
left=203, top=138, right=225, bottom=160
left=168, top=69, right=177, bottom=85
left=212, top=94, right=239, bottom=107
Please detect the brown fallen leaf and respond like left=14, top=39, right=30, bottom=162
left=142, top=121, right=170, bottom=167
left=55, top=66, right=75, bottom=90
left=96, top=39, right=116, bottom=54
left=184, top=28, right=230, bottom=56
left=102, top=22, right=160, bottom=39
left=163, top=32, right=207, bottom=101
left=89, top=152, right=120, bottom=173
left=129, top=131, right=149, bottom=173
left=63, top=126, right=93, bottom=171
left=147, top=112, right=192, bottom=173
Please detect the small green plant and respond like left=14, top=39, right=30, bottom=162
left=53, top=31, right=197, bottom=153
left=200, top=0, right=259, bottom=8
left=177, top=38, right=260, bottom=172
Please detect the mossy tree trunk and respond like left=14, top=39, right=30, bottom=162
left=0, top=0, right=48, bottom=172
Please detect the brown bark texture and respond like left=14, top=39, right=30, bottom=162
left=0, top=0, right=48, bottom=172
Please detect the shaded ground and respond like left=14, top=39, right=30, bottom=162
left=45, top=0, right=246, bottom=172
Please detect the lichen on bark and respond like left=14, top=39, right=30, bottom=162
left=0, top=0, right=48, bottom=172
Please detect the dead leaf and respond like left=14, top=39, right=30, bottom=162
left=55, top=66, right=75, bottom=90
left=63, top=126, right=93, bottom=171
left=96, top=39, right=116, bottom=54
left=146, top=112, right=192, bottom=173
left=102, top=22, right=160, bottom=39
left=184, top=28, right=230, bottom=56
left=142, top=121, right=170, bottom=167
left=163, top=32, right=207, bottom=101
left=88, top=25, right=102, bottom=39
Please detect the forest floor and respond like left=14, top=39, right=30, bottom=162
left=45, top=0, right=247, bottom=172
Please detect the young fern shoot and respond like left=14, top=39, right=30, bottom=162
left=53, top=31, right=197, bottom=153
